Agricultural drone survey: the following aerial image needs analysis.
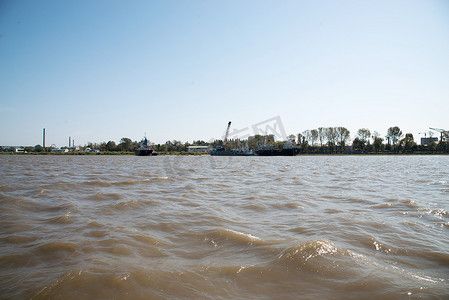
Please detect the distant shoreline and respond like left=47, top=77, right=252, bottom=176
left=1, top=152, right=448, bottom=156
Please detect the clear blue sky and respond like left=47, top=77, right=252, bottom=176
left=1, top=0, right=448, bottom=146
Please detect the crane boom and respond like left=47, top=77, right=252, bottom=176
left=429, top=127, right=447, bottom=133
left=224, top=121, right=232, bottom=144
left=429, top=127, right=449, bottom=142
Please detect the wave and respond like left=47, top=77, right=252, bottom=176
left=0, top=253, right=38, bottom=268
left=360, top=236, right=449, bottom=266
left=45, top=212, right=73, bottom=224
left=35, top=242, right=78, bottom=255
left=87, top=192, right=122, bottom=201
left=83, top=177, right=170, bottom=188
left=84, top=230, right=108, bottom=238
left=86, top=221, right=104, bottom=228
left=131, top=234, right=165, bottom=246
left=271, top=202, right=302, bottom=209
left=193, top=228, right=270, bottom=247
left=241, top=203, right=267, bottom=212
left=1, top=235, right=38, bottom=244
left=273, top=240, right=348, bottom=274
left=1, top=194, right=76, bottom=214
left=100, top=199, right=158, bottom=213
left=96, top=239, right=133, bottom=256
left=0, top=185, right=14, bottom=192
left=32, top=269, right=213, bottom=300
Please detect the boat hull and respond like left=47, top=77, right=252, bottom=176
left=210, top=149, right=254, bottom=156
left=135, top=149, right=154, bottom=156
left=255, top=148, right=300, bottom=156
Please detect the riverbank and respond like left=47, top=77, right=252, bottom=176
left=0, top=151, right=209, bottom=156
left=1, top=152, right=448, bottom=156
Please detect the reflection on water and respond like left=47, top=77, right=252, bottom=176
left=0, top=155, right=448, bottom=299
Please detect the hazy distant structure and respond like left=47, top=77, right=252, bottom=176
left=421, top=137, right=438, bottom=146
left=69, top=136, right=71, bottom=148
left=429, top=127, right=449, bottom=143
left=43, top=128, right=46, bottom=149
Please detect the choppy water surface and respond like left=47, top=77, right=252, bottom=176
left=0, top=155, right=448, bottom=299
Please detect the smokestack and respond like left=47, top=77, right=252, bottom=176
left=69, top=136, right=71, bottom=148
left=73, top=139, right=75, bottom=148
left=43, top=128, right=46, bottom=149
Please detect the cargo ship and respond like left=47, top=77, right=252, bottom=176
left=210, top=146, right=254, bottom=156
left=210, top=121, right=255, bottom=156
left=255, top=142, right=300, bottom=156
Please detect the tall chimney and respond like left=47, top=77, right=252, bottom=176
left=69, top=136, right=71, bottom=148
left=43, top=128, right=46, bottom=149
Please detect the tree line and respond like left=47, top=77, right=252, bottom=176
left=295, top=126, right=447, bottom=154
left=1, top=126, right=448, bottom=154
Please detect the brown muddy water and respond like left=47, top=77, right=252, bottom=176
left=0, top=155, right=448, bottom=299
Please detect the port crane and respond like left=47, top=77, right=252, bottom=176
left=223, top=121, right=232, bottom=145
left=429, top=127, right=449, bottom=142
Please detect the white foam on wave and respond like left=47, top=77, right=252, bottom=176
left=224, top=229, right=262, bottom=242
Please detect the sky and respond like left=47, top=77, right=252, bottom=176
left=0, top=0, right=448, bottom=146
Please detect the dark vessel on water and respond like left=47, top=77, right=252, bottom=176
left=210, top=146, right=254, bottom=156
left=210, top=121, right=254, bottom=156
left=255, top=141, right=300, bottom=156
left=135, top=137, right=157, bottom=156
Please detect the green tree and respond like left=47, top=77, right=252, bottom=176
left=34, top=145, right=43, bottom=152
left=119, top=137, right=133, bottom=152
left=310, top=129, right=318, bottom=146
left=302, top=130, right=311, bottom=145
left=336, top=127, right=350, bottom=152
left=105, top=141, right=117, bottom=151
left=352, top=138, right=365, bottom=152
left=400, top=133, right=416, bottom=153
left=357, top=128, right=371, bottom=146
left=372, top=137, right=383, bottom=153
left=386, top=126, right=403, bottom=146
left=325, top=127, right=338, bottom=152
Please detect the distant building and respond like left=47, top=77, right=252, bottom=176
left=421, top=137, right=438, bottom=146
left=187, top=146, right=209, bottom=153
left=51, top=148, right=69, bottom=153
left=14, top=147, right=25, bottom=153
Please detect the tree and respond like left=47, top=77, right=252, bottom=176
left=34, top=145, right=43, bottom=152
left=386, top=126, right=403, bottom=146
left=302, top=130, right=311, bottom=145
left=357, top=128, right=371, bottom=144
left=352, top=138, right=365, bottom=152
left=310, top=129, right=318, bottom=146
left=317, top=127, right=326, bottom=147
left=119, top=137, right=133, bottom=152
left=105, top=141, right=117, bottom=151
left=400, top=133, right=416, bottom=153
left=373, top=136, right=384, bottom=153
left=325, top=127, right=338, bottom=152
left=336, top=127, right=350, bottom=151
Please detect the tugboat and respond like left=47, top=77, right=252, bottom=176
left=135, top=136, right=157, bottom=156
left=210, top=121, right=254, bottom=156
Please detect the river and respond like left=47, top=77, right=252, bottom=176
left=0, top=155, right=448, bottom=299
